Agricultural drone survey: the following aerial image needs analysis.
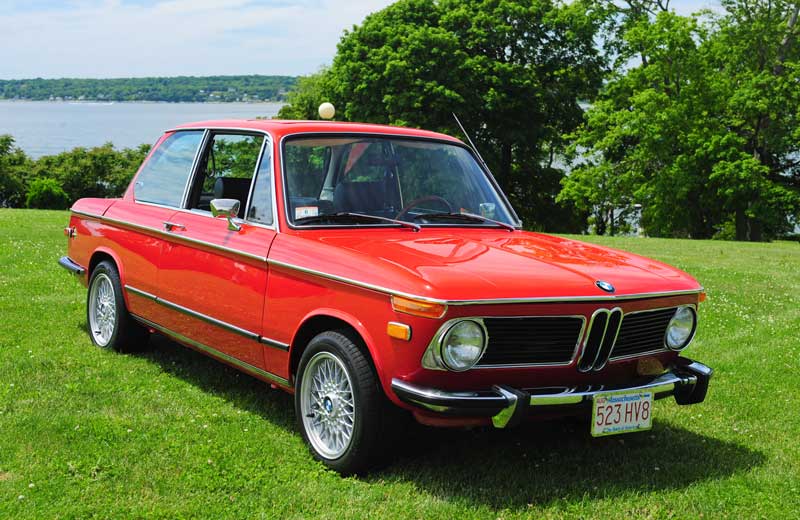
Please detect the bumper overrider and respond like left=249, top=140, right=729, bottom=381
left=391, top=357, right=712, bottom=428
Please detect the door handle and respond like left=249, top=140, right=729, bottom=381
left=163, top=221, right=186, bottom=232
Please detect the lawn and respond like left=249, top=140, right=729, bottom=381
left=1, top=208, right=798, bottom=519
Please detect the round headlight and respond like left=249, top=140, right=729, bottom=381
left=441, top=320, right=487, bottom=371
left=665, top=306, right=697, bottom=350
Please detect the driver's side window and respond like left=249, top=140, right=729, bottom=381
left=188, top=133, right=264, bottom=217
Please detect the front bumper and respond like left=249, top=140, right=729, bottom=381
left=391, top=357, right=712, bottom=428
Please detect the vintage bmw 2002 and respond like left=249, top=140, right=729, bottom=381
left=59, top=119, right=712, bottom=473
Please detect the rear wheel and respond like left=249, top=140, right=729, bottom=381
left=295, top=330, right=395, bottom=475
left=87, top=260, right=148, bottom=352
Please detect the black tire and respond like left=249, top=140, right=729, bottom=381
left=86, top=260, right=149, bottom=352
left=294, top=330, right=397, bottom=475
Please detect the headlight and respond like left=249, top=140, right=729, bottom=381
left=665, top=306, right=697, bottom=350
left=441, top=320, right=487, bottom=371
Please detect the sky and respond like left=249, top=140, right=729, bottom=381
left=0, top=0, right=718, bottom=80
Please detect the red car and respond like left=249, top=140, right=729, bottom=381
left=59, top=119, right=712, bottom=474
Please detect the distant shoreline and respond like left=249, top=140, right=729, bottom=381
left=0, top=75, right=297, bottom=104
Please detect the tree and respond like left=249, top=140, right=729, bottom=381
left=25, top=178, right=70, bottom=209
left=279, top=0, right=605, bottom=231
left=276, top=69, right=332, bottom=120
left=561, top=1, right=800, bottom=239
left=0, top=135, right=31, bottom=207
left=28, top=143, right=150, bottom=204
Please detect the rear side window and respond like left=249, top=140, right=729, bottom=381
left=134, top=130, right=203, bottom=207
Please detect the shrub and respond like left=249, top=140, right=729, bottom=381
left=26, top=178, right=70, bottom=209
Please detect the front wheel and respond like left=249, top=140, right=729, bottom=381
left=295, top=330, right=395, bottom=475
left=87, top=260, right=148, bottom=352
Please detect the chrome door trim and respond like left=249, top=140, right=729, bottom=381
left=132, top=314, right=289, bottom=387
left=77, top=211, right=269, bottom=263
left=125, top=284, right=289, bottom=351
left=259, top=336, right=290, bottom=352
left=72, top=210, right=703, bottom=306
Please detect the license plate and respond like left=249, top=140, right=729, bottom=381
left=591, top=390, right=653, bottom=437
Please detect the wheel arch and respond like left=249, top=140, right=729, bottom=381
left=88, top=248, right=129, bottom=306
left=289, top=309, right=383, bottom=385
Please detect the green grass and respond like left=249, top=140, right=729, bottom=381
left=1, top=208, right=798, bottom=519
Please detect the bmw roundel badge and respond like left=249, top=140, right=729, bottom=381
left=595, top=280, right=615, bottom=293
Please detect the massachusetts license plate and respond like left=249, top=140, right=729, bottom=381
left=591, top=390, right=653, bottom=437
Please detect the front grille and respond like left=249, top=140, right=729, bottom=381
left=478, top=317, right=584, bottom=366
left=610, top=307, right=676, bottom=359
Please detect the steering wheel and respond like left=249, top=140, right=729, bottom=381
left=396, top=195, right=453, bottom=220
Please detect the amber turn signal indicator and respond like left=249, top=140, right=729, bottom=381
left=699, top=292, right=707, bottom=303
left=387, top=322, right=412, bottom=341
left=390, top=295, right=447, bottom=319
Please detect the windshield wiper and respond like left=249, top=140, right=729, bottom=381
left=295, top=212, right=421, bottom=232
left=411, top=211, right=516, bottom=231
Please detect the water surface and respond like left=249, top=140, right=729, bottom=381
left=0, top=100, right=283, bottom=157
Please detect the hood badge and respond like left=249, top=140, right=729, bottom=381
left=596, top=280, right=615, bottom=293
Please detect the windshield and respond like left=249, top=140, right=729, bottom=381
left=282, top=136, right=517, bottom=228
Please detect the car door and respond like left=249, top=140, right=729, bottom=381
left=155, top=131, right=277, bottom=371
left=104, top=129, right=204, bottom=321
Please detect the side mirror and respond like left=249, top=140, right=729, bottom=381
left=210, top=198, right=242, bottom=232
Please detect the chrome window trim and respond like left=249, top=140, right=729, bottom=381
left=278, top=131, right=522, bottom=231
left=180, top=129, right=278, bottom=231
left=70, top=209, right=703, bottom=306
left=125, top=284, right=289, bottom=351
left=243, top=136, right=272, bottom=226
left=180, top=129, right=211, bottom=209
left=154, top=126, right=280, bottom=232
left=421, top=315, right=588, bottom=371
left=131, top=314, right=289, bottom=386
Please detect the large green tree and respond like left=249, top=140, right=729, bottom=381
left=561, top=0, right=800, bottom=240
left=279, top=0, right=605, bottom=230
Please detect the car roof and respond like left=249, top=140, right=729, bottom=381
left=172, top=119, right=464, bottom=143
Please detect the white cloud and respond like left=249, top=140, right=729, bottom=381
left=0, top=0, right=396, bottom=78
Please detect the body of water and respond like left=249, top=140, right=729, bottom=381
left=0, top=100, right=284, bottom=158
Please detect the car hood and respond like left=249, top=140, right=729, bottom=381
left=271, top=229, right=701, bottom=301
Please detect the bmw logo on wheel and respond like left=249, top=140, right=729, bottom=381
left=595, top=280, right=615, bottom=293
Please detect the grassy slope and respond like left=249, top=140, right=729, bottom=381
left=0, top=209, right=798, bottom=519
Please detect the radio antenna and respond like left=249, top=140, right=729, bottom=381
left=452, top=112, right=488, bottom=169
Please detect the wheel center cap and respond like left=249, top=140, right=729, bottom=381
left=323, top=396, right=334, bottom=414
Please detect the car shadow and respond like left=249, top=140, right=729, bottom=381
left=374, top=416, right=765, bottom=510
left=125, top=331, right=763, bottom=510
left=133, top=333, right=296, bottom=432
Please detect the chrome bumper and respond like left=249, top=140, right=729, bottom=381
left=391, top=357, right=713, bottom=428
left=58, top=256, right=86, bottom=276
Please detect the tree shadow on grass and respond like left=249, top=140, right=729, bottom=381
left=375, top=417, right=766, bottom=510
left=124, top=331, right=764, bottom=511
